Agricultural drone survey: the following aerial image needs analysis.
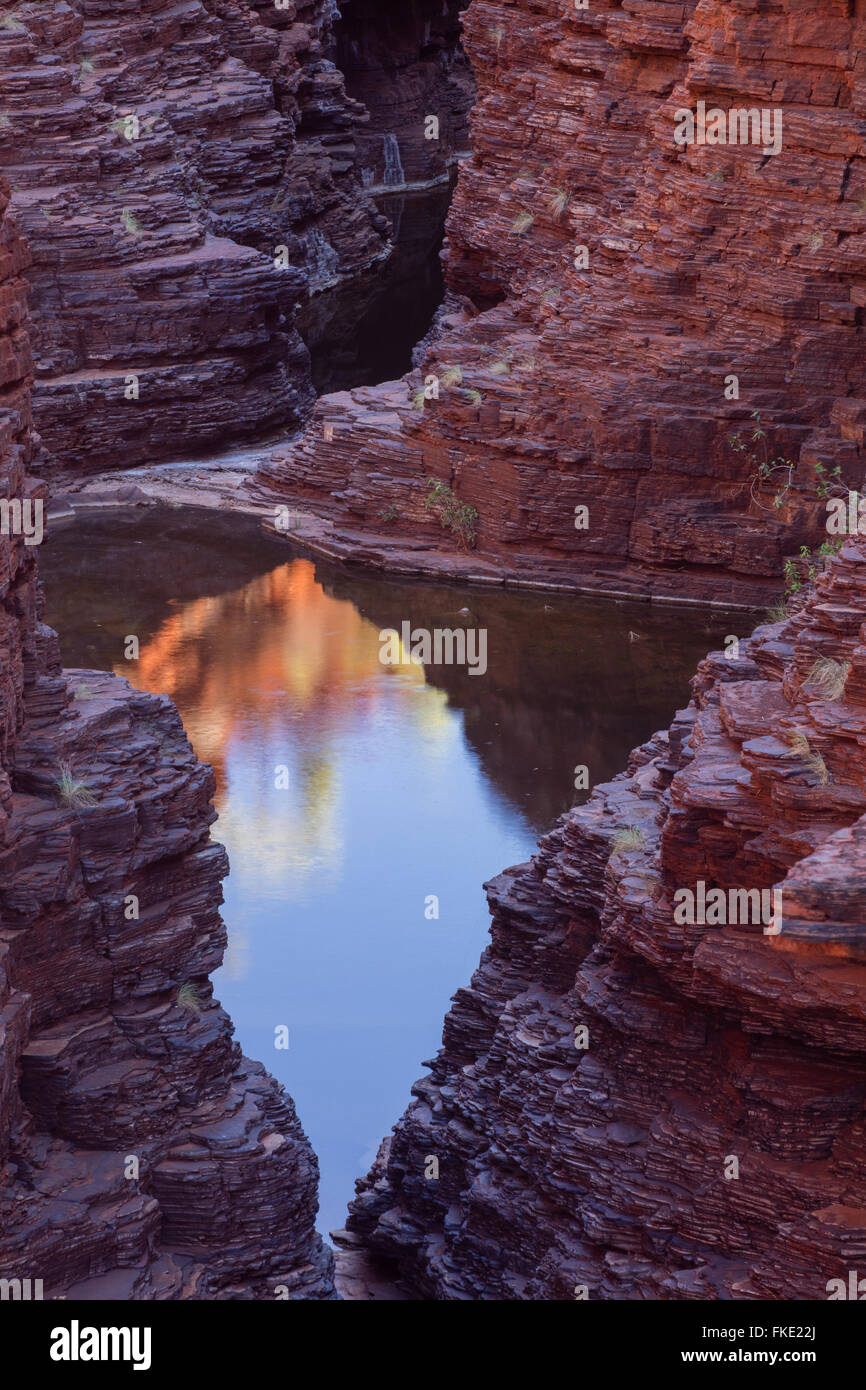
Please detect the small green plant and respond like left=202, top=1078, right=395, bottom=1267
left=424, top=478, right=478, bottom=550
left=800, top=545, right=819, bottom=584
left=784, top=545, right=820, bottom=594
left=0, top=112, right=11, bottom=130
left=766, top=597, right=789, bottom=624
left=411, top=388, right=427, bottom=411
left=73, top=683, right=96, bottom=702
left=540, top=287, right=561, bottom=308
left=462, top=388, right=482, bottom=407
left=783, top=558, right=801, bottom=592
left=440, top=365, right=463, bottom=388
left=730, top=412, right=797, bottom=514
left=549, top=188, right=570, bottom=216
left=805, top=657, right=850, bottom=701
left=786, top=730, right=829, bottom=786
left=177, top=981, right=202, bottom=1015
left=812, top=461, right=843, bottom=500
left=121, top=207, right=142, bottom=236
left=79, top=56, right=95, bottom=74
left=806, top=747, right=830, bottom=787
left=490, top=357, right=511, bottom=376
left=816, top=537, right=844, bottom=562
left=611, top=826, right=644, bottom=855
left=807, top=231, right=824, bottom=252
left=511, top=210, right=534, bottom=235
left=0, top=13, right=24, bottom=31
left=730, top=409, right=849, bottom=525
left=379, top=503, right=398, bottom=524
left=56, top=761, right=97, bottom=809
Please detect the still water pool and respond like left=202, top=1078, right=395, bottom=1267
left=40, top=505, right=747, bottom=1239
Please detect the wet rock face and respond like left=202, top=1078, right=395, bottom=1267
left=0, top=0, right=389, bottom=477
left=336, top=0, right=474, bottom=189
left=345, top=542, right=866, bottom=1299
left=259, top=0, right=866, bottom=606
left=0, top=183, right=334, bottom=1300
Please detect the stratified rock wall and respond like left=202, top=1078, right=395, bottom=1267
left=0, top=181, right=333, bottom=1300
left=259, top=0, right=866, bottom=606
left=346, top=543, right=866, bottom=1299
left=0, top=0, right=388, bottom=475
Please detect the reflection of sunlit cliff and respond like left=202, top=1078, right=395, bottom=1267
left=113, top=558, right=451, bottom=897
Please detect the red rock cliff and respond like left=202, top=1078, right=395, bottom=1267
left=257, top=0, right=866, bottom=606
left=0, top=180, right=334, bottom=1300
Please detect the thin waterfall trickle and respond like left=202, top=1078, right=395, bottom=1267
left=382, top=134, right=405, bottom=188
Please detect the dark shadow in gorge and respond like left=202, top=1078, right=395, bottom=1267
left=295, top=0, right=475, bottom=393
left=336, top=0, right=474, bottom=189
left=298, top=182, right=454, bottom=393
left=39, top=506, right=753, bottom=834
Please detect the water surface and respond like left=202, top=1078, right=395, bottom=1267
left=40, top=506, right=748, bottom=1238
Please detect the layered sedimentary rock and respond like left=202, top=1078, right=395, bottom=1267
left=0, top=181, right=333, bottom=1299
left=258, top=0, right=866, bottom=606
left=0, top=0, right=390, bottom=475
left=336, top=0, right=474, bottom=189
left=345, top=541, right=866, bottom=1299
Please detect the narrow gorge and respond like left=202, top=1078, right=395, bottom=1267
left=1, top=0, right=866, bottom=1320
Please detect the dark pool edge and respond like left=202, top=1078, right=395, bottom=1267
left=46, top=484, right=768, bottom=616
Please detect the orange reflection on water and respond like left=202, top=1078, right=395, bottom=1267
left=115, top=559, right=427, bottom=783
left=111, top=558, right=451, bottom=904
